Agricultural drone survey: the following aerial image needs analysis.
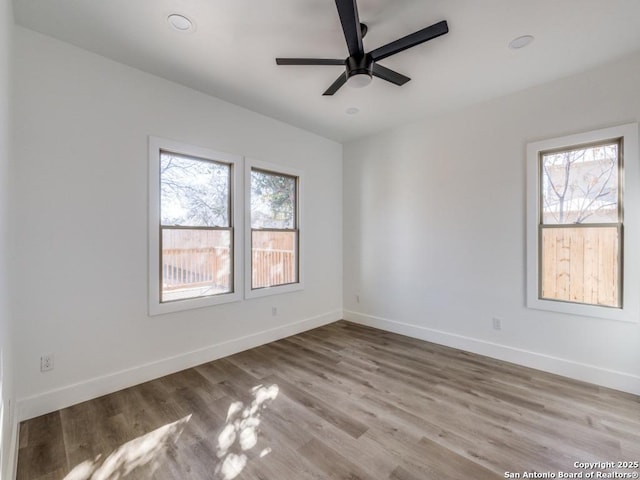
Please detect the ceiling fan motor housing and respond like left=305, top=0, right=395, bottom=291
left=346, top=55, right=373, bottom=80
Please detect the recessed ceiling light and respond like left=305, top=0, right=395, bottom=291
left=508, top=35, right=534, bottom=50
left=167, top=14, right=195, bottom=33
left=346, top=107, right=360, bottom=115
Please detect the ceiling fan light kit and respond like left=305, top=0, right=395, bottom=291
left=347, top=74, right=372, bottom=88
left=276, top=0, right=448, bottom=96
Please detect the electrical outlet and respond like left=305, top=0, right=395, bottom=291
left=272, top=307, right=278, bottom=316
left=492, top=318, right=502, bottom=331
left=40, top=354, right=54, bottom=372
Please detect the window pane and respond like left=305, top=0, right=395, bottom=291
left=161, top=152, right=230, bottom=227
left=250, top=170, right=296, bottom=229
left=252, top=231, right=297, bottom=289
left=540, top=226, right=620, bottom=307
left=541, top=143, right=619, bottom=224
left=161, top=228, right=231, bottom=302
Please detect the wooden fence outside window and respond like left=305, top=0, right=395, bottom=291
left=540, top=226, right=620, bottom=307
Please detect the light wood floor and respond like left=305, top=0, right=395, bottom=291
left=17, top=321, right=640, bottom=480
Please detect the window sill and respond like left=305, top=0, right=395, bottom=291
left=244, top=282, right=303, bottom=300
left=148, top=291, right=242, bottom=316
left=526, top=295, right=638, bottom=323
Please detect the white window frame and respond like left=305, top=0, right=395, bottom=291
left=148, top=136, right=243, bottom=315
left=245, top=158, right=303, bottom=299
left=526, top=123, right=639, bottom=322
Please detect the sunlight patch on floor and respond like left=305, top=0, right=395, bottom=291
left=215, top=384, right=279, bottom=480
left=64, top=414, right=191, bottom=480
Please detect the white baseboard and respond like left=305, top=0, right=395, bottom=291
left=17, top=310, right=342, bottom=422
left=344, top=310, right=640, bottom=396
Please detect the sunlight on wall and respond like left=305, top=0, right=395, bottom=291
left=216, top=384, right=279, bottom=480
left=64, top=414, right=191, bottom=480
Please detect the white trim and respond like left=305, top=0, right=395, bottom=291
left=16, top=309, right=341, bottom=422
left=245, top=281, right=304, bottom=299
left=526, top=123, right=640, bottom=322
left=244, top=158, right=304, bottom=299
left=343, top=310, right=640, bottom=396
left=5, top=408, right=18, bottom=480
left=148, top=136, right=243, bottom=315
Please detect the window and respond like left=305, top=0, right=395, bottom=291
left=149, top=137, right=241, bottom=315
left=245, top=160, right=302, bottom=298
left=540, top=140, right=622, bottom=307
left=526, top=123, right=639, bottom=321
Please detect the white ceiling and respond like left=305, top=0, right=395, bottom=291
left=13, top=0, right=640, bottom=142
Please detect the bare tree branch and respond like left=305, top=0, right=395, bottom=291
left=541, top=145, right=617, bottom=225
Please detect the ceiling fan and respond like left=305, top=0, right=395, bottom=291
left=275, top=0, right=449, bottom=96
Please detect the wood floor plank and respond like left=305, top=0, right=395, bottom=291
left=16, top=412, right=67, bottom=480
left=17, top=422, right=28, bottom=449
left=298, top=437, right=371, bottom=480
left=404, top=435, right=502, bottom=480
left=59, top=400, right=104, bottom=471
left=17, top=320, right=640, bottom=480
left=265, top=373, right=369, bottom=439
left=225, top=347, right=279, bottom=380
left=261, top=384, right=398, bottom=479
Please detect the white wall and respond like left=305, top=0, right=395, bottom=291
left=343, top=51, right=640, bottom=395
left=10, top=16, right=639, bottom=435
left=0, top=0, right=15, bottom=476
left=12, top=27, right=343, bottom=420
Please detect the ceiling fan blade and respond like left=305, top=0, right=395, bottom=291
left=323, top=73, right=348, bottom=96
left=370, top=20, right=448, bottom=62
left=372, top=63, right=410, bottom=86
left=276, top=58, right=345, bottom=66
left=334, top=0, right=364, bottom=57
